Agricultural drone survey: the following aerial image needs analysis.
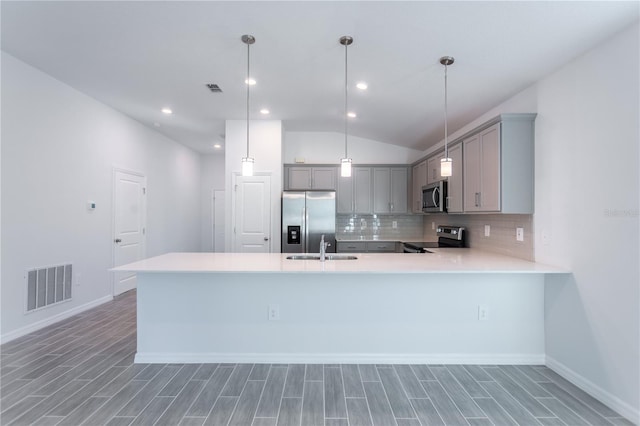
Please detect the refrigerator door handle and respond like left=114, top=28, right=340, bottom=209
left=303, top=207, right=309, bottom=253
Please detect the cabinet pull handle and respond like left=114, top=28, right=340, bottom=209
left=478, top=192, right=482, bottom=207
left=475, top=192, right=479, bottom=207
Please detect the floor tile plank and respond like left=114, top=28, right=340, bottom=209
left=301, top=380, right=323, bottom=426
left=256, top=367, right=287, bottom=418
left=221, top=364, right=254, bottom=397
left=410, top=398, right=445, bottom=426
left=363, top=381, right=397, bottom=426
left=483, top=366, right=552, bottom=417
left=186, top=366, right=234, bottom=417
left=228, top=380, right=266, bottom=426
left=324, top=367, right=347, bottom=419
left=377, top=366, right=416, bottom=418
left=346, top=397, right=373, bottom=426
left=277, top=397, right=302, bottom=426
left=117, top=364, right=182, bottom=416
left=203, top=396, right=238, bottom=426
left=394, top=365, right=427, bottom=398
left=155, top=380, right=206, bottom=425
left=421, top=380, right=469, bottom=426
left=283, top=364, right=305, bottom=397
left=342, top=364, right=365, bottom=397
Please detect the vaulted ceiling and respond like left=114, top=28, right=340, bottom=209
left=2, top=1, right=638, bottom=153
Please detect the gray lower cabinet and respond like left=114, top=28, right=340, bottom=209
left=336, top=241, right=398, bottom=253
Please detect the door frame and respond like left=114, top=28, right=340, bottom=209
left=111, top=166, right=147, bottom=296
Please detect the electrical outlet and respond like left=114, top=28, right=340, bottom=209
left=484, top=225, right=490, bottom=237
left=392, top=221, right=398, bottom=229
left=268, top=304, right=280, bottom=321
left=516, top=227, right=524, bottom=242
left=478, top=305, right=489, bottom=321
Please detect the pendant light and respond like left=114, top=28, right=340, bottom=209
left=440, top=56, right=454, bottom=177
left=340, top=36, right=353, bottom=178
left=241, top=34, right=255, bottom=176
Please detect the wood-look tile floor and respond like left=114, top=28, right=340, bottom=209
left=1, top=290, right=633, bottom=426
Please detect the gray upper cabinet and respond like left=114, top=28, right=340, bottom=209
left=373, top=167, right=408, bottom=214
left=446, top=143, right=463, bottom=213
left=462, top=114, right=535, bottom=213
left=426, top=154, right=444, bottom=185
left=412, top=161, right=427, bottom=213
left=337, top=167, right=372, bottom=214
left=285, top=166, right=337, bottom=190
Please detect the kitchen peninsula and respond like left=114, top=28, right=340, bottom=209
left=114, top=251, right=568, bottom=365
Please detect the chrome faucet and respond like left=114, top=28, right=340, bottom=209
left=320, top=234, right=330, bottom=262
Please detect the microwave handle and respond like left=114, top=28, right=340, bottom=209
left=432, top=187, right=439, bottom=207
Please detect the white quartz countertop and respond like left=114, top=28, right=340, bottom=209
left=112, top=250, right=568, bottom=274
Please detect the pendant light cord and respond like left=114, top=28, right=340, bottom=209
left=344, top=41, right=349, bottom=159
left=246, top=40, right=251, bottom=158
left=444, top=62, right=448, bottom=158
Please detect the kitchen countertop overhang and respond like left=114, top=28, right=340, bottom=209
left=112, top=250, right=568, bottom=274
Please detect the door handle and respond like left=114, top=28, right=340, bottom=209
left=264, top=237, right=269, bottom=241
left=114, top=238, right=122, bottom=243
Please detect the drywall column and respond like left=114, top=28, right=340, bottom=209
left=224, top=120, right=283, bottom=253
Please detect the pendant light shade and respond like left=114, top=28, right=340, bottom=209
left=340, top=36, right=353, bottom=177
left=241, top=34, right=255, bottom=176
left=440, top=56, right=454, bottom=178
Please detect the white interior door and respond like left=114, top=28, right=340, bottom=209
left=112, top=169, right=146, bottom=295
left=233, top=175, right=271, bottom=252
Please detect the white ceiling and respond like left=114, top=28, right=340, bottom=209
left=2, top=1, right=638, bottom=154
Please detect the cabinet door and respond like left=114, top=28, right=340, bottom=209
left=353, top=167, right=372, bottom=214
left=478, top=124, right=501, bottom=211
left=373, top=168, right=391, bottom=213
left=312, top=167, right=336, bottom=190
left=446, top=144, right=463, bottom=213
left=287, top=167, right=312, bottom=190
left=337, top=174, right=353, bottom=213
left=390, top=168, right=408, bottom=213
left=412, top=161, right=427, bottom=213
left=463, top=134, right=481, bottom=212
left=426, top=156, right=442, bottom=184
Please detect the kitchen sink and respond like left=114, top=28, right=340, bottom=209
left=286, top=255, right=358, bottom=260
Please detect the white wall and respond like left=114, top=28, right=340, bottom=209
left=200, top=154, right=225, bottom=252
left=1, top=52, right=202, bottom=342
left=284, top=131, right=421, bottom=164
left=535, top=24, right=639, bottom=422
left=224, top=120, right=283, bottom=252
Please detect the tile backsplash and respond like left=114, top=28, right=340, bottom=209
left=336, top=214, right=423, bottom=241
left=422, top=213, right=534, bottom=261
left=336, top=212, right=534, bottom=260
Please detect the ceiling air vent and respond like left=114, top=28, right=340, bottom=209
left=206, top=83, right=223, bottom=93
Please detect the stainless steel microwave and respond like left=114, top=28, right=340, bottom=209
left=422, top=181, right=447, bottom=213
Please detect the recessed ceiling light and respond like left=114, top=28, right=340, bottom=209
left=161, top=108, right=173, bottom=114
left=245, top=78, right=256, bottom=86
left=347, top=112, right=357, bottom=118
left=356, top=82, right=368, bottom=90
left=260, top=108, right=270, bottom=115
left=213, top=143, right=222, bottom=149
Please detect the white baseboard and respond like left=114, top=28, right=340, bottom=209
left=546, top=356, right=639, bottom=425
left=135, top=352, right=545, bottom=365
left=0, top=295, right=113, bottom=345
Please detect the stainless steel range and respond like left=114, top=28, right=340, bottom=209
left=402, top=225, right=465, bottom=253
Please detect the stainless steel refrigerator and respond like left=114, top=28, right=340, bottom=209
left=282, top=191, right=336, bottom=253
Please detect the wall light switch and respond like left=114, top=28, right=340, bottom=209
left=516, top=227, right=524, bottom=242
left=484, top=225, right=490, bottom=237
left=432, top=222, right=435, bottom=230
left=392, top=221, right=398, bottom=229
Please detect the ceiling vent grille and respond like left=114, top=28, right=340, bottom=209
left=206, top=83, right=223, bottom=93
